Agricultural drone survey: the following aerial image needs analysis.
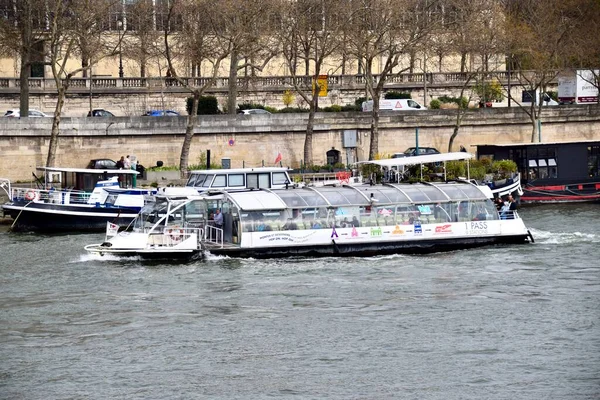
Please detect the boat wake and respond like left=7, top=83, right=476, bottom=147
left=529, top=228, right=599, bottom=244
left=77, top=253, right=142, bottom=262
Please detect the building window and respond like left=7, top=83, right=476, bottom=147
left=527, top=147, right=558, bottom=180
left=588, top=146, right=600, bottom=178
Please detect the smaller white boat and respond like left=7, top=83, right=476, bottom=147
left=84, top=194, right=207, bottom=259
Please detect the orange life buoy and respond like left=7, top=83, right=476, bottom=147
left=25, top=190, right=37, bottom=201
left=168, top=228, right=184, bottom=243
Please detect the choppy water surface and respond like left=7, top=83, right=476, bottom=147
left=1, top=204, right=599, bottom=399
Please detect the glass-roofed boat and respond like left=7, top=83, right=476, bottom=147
left=85, top=181, right=533, bottom=259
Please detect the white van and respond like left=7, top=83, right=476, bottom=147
left=362, top=99, right=426, bottom=112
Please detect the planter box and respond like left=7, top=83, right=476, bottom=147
left=145, top=170, right=182, bottom=182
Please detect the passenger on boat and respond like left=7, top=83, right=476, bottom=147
left=214, top=209, right=223, bottom=228
left=311, top=220, right=322, bottom=229
left=352, top=216, right=360, bottom=227
left=282, top=218, right=298, bottom=230
left=256, top=221, right=272, bottom=231
left=495, top=197, right=504, bottom=211
left=340, top=217, right=350, bottom=227
left=473, top=209, right=487, bottom=221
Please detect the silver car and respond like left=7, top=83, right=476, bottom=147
left=4, top=109, right=49, bottom=118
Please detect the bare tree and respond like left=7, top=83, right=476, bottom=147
left=564, top=0, right=600, bottom=104
left=45, top=0, right=121, bottom=167
left=0, top=0, right=48, bottom=117
left=122, top=0, right=163, bottom=78
left=446, top=0, right=506, bottom=152
left=163, top=0, right=231, bottom=176
left=280, top=0, right=344, bottom=166
left=504, top=0, right=582, bottom=142
left=211, top=0, right=281, bottom=114
left=343, top=0, right=440, bottom=159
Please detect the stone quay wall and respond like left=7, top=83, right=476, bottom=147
left=1, top=105, right=599, bottom=182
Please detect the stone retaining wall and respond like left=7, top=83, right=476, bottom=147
left=1, top=105, right=599, bottom=182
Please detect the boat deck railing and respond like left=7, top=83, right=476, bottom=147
left=203, top=225, right=224, bottom=248
left=0, top=178, right=11, bottom=200
left=11, top=187, right=91, bottom=205
left=147, top=227, right=203, bottom=248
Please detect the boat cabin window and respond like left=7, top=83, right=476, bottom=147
left=247, top=173, right=270, bottom=189
left=188, top=174, right=214, bottom=188
left=213, top=174, right=227, bottom=187
left=273, top=172, right=290, bottom=185
left=229, top=174, right=245, bottom=187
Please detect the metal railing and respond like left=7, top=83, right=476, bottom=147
left=10, top=187, right=91, bottom=205
left=0, top=70, right=545, bottom=93
left=204, top=224, right=223, bottom=248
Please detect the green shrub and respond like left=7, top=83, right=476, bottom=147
left=341, top=104, right=362, bottom=112
left=278, top=107, right=309, bottom=113
left=473, top=79, right=504, bottom=103
left=188, top=153, right=222, bottom=170
left=355, top=97, right=367, bottom=106
left=429, top=99, right=441, bottom=109
left=186, top=95, right=221, bottom=115
left=322, top=104, right=343, bottom=112
left=384, top=91, right=412, bottom=99
left=437, top=95, right=469, bottom=109
left=147, top=165, right=179, bottom=171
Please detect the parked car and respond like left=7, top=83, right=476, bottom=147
left=87, top=159, right=118, bottom=169
left=4, top=109, right=49, bottom=118
left=87, top=109, right=115, bottom=117
left=143, top=110, right=180, bottom=116
left=239, top=109, right=271, bottom=115
left=391, top=147, right=441, bottom=158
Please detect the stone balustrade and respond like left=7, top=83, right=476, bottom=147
left=0, top=70, right=540, bottom=95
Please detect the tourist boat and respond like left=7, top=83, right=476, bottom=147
left=84, top=181, right=533, bottom=260
left=1, top=167, right=155, bottom=232
left=476, top=140, right=600, bottom=203
left=363, top=152, right=523, bottom=200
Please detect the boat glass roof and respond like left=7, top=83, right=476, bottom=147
left=226, top=183, right=488, bottom=211
left=353, top=186, right=411, bottom=204
left=276, top=189, right=328, bottom=208
left=315, top=187, right=370, bottom=206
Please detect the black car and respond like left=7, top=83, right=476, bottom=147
left=391, top=147, right=441, bottom=158
left=87, top=109, right=115, bottom=117
left=87, top=159, right=118, bottom=169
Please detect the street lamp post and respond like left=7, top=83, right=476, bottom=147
left=117, top=20, right=124, bottom=78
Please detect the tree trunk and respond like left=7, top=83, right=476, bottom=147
left=228, top=49, right=239, bottom=114
left=448, top=125, right=459, bottom=152
left=369, top=99, right=380, bottom=160
left=531, top=117, right=540, bottom=143
left=18, top=0, right=32, bottom=117
left=180, top=91, right=200, bottom=178
left=46, top=86, right=66, bottom=167
left=304, top=92, right=319, bottom=165
left=19, top=43, right=31, bottom=117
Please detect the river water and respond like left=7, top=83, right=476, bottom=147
left=1, top=204, right=599, bottom=399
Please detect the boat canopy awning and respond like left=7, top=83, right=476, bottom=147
left=361, top=152, right=474, bottom=168
left=36, top=167, right=139, bottom=175
left=226, top=182, right=490, bottom=211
